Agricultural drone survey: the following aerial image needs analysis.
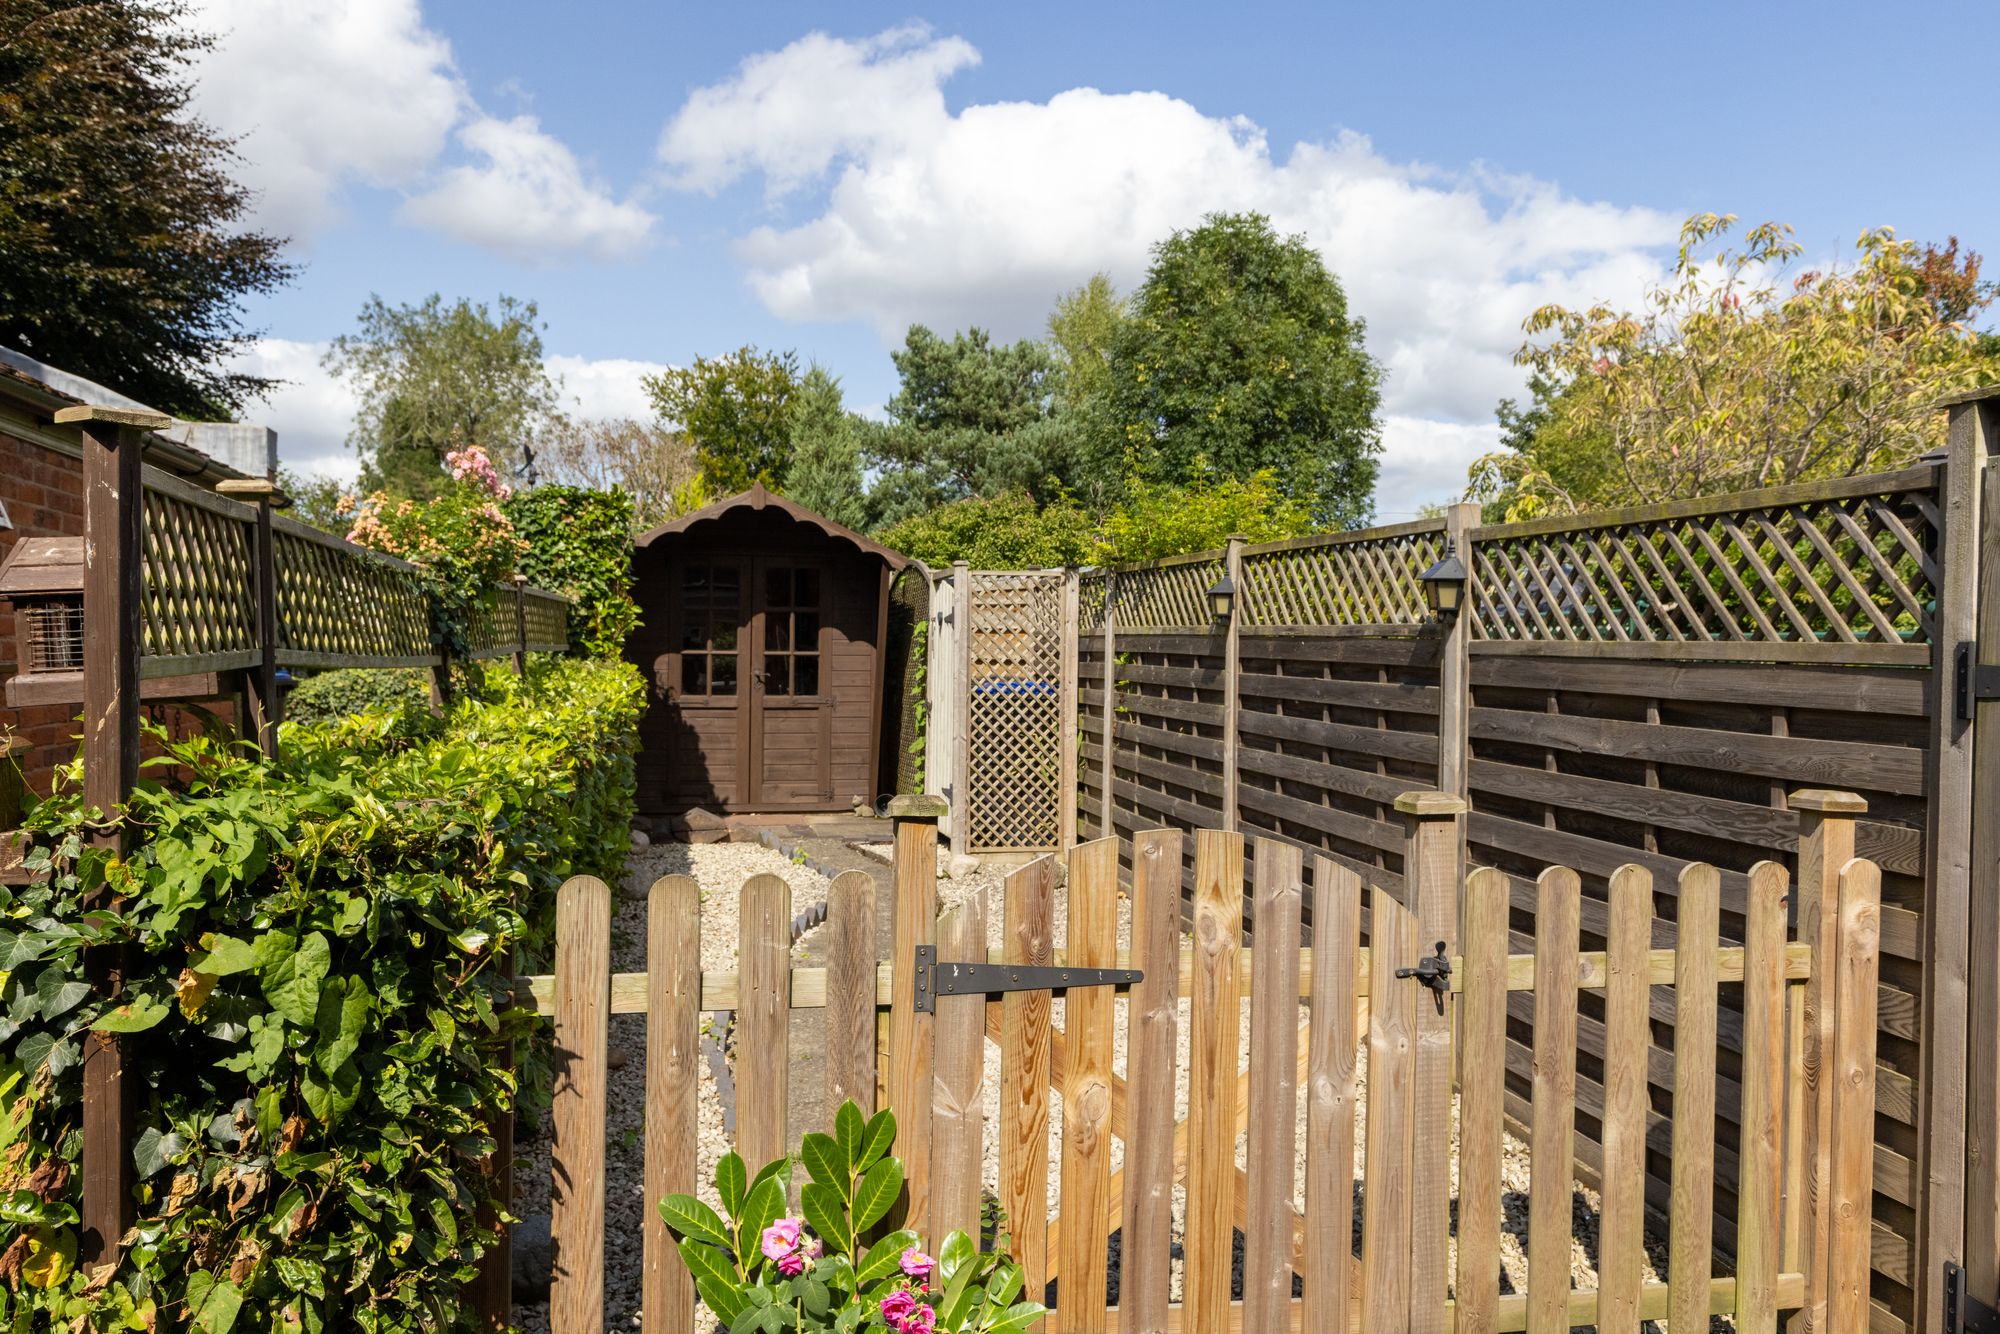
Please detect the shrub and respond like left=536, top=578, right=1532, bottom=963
left=283, top=667, right=432, bottom=729
left=1096, top=464, right=1315, bottom=565
left=660, top=1100, right=1044, bottom=1334
left=504, top=485, right=641, bottom=658
left=0, top=657, right=644, bottom=1330
left=878, top=493, right=1096, bottom=570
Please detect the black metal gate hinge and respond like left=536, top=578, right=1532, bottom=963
left=1946, top=1260, right=2000, bottom=1333
left=1956, top=643, right=2000, bottom=723
left=911, top=945, right=1142, bottom=1014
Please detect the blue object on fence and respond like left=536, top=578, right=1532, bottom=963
left=972, top=678, right=1058, bottom=697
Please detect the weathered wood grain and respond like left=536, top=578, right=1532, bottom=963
left=824, top=871, right=878, bottom=1115
left=1244, top=839, right=1303, bottom=1331
left=1526, top=867, right=1580, bottom=1330
left=887, top=803, right=941, bottom=1236
left=645, top=876, right=700, bottom=1334
left=1058, top=836, right=1120, bottom=1329
left=1359, top=886, right=1417, bottom=1330
left=736, top=873, right=791, bottom=1172
left=1303, top=858, right=1359, bottom=1334
left=1670, top=863, right=1721, bottom=1331
left=1187, top=830, right=1245, bottom=1331
left=1736, top=862, right=1789, bottom=1332
left=1000, top=857, right=1056, bottom=1314
left=1122, top=830, right=1183, bottom=1333
left=1454, top=867, right=1509, bottom=1333
left=932, top=889, right=987, bottom=1246
left=1597, top=864, right=1653, bottom=1332
left=550, top=876, right=612, bottom=1332
left=1829, top=856, right=1883, bottom=1332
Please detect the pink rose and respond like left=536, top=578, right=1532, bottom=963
left=776, top=1249, right=806, bottom=1277
left=899, top=1247, right=935, bottom=1281
left=760, top=1218, right=802, bottom=1264
left=880, top=1290, right=920, bottom=1325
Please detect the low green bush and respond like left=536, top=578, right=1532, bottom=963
left=0, top=656, right=644, bottom=1330
left=283, top=667, right=432, bottom=729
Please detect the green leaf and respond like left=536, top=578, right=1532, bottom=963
left=313, top=976, right=371, bottom=1076
left=738, top=1176, right=784, bottom=1266
left=658, top=1194, right=732, bottom=1251
left=190, top=934, right=258, bottom=976
left=183, top=1270, right=244, bottom=1333
left=696, top=1276, right=749, bottom=1326
left=261, top=930, right=331, bottom=1027
left=132, top=1126, right=185, bottom=1178
left=716, top=1150, right=748, bottom=1220
left=834, top=1100, right=866, bottom=1173
left=850, top=1157, right=902, bottom=1232
left=857, top=1108, right=896, bottom=1170
left=938, top=1229, right=976, bottom=1283
left=94, top=991, right=171, bottom=1033
left=855, top=1230, right=918, bottom=1285
left=800, top=1132, right=844, bottom=1194
left=800, top=1182, right=851, bottom=1257
left=677, top=1236, right=740, bottom=1293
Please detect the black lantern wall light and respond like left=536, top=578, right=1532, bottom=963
left=1419, top=539, right=1468, bottom=619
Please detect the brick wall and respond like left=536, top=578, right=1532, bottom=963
left=0, top=431, right=87, bottom=805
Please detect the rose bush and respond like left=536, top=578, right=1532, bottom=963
left=660, top=1101, right=1043, bottom=1334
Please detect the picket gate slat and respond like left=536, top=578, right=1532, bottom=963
left=1736, top=861, right=1790, bottom=1332
left=1526, top=866, right=1581, bottom=1331
left=1669, top=863, right=1721, bottom=1330
left=1597, top=864, right=1654, bottom=1333
left=1121, top=829, right=1183, bottom=1333
left=1001, top=856, right=1057, bottom=1317
left=1400, top=798, right=1463, bottom=1334
left=1058, top=836, right=1121, bottom=1329
left=1303, top=858, right=1360, bottom=1334
left=737, top=873, right=792, bottom=1172
left=1454, top=867, right=1510, bottom=1333
left=643, top=875, right=700, bottom=1334
left=1828, top=857, right=1882, bottom=1332
left=887, top=806, right=940, bottom=1238
left=1187, top=830, right=1246, bottom=1331
left=550, top=875, right=611, bottom=1333
left=1359, top=885, right=1417, bottom=1330
left=1245, top=839, right=1304, bottom=1330
left=932, top=888, right=987, bottom=1245
left=824, top=870, right=878, bottom=1116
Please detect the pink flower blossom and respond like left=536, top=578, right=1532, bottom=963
left=776, top=1250, right=807, bottom=1277
left=880, top=1290, right=920, bottom=1327
left=899, top=1247, right=935, bottom=1282
left=760, top=1218, right=803, bottom=1264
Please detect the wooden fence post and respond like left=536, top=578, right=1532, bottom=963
left=1828, top=856, right=1884, bottom=1332
left=951, top=563, right=973, bottom=856
left=1220, top=535, right=1245, bottom=832
left=1919, top=389, right=1990, bottom=1327
left=1789, top=788, right=1866, bottom=1332
left=511, top=572, right=529, bottom=677
left=1396, top=790, right=1465, bottom=1330
left=885, top=794, right=943, bottom=1238
left=1437, top=503, right=1480, bottom=878
left=1058, top=568, right=1079, bottom=851
left=58, top=404, right=165, bottom=1266
left=1953, top=385, right=2000, bottom=1304
left=216, top=476, right=283, bottom=756
left=1099, top=571, right=1117, bottom=840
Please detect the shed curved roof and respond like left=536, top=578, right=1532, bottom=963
left=635, top=482, right=908, bottom=569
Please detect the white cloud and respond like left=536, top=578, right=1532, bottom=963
left=185, top=1, right=655, bottom=260
left=400, top=115, right=656, bottom=261
left=185, top=0, right=464, bottom=239
left=659, top=27, right=1684, bottom=504
left=230, top=343, right=673, bottom=482
left=1374, top=416, right=1502, bottom=521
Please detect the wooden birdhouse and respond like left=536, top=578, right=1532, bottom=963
left=0, top=537, right=85, bottom=696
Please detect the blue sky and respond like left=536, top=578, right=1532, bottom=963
left=192, top=0, right=2000, bottom=518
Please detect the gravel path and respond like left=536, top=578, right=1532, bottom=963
left=512, top=840, right=1697, bottom=1332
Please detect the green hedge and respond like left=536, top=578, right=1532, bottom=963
left=0, top=657, right=644, bottom=1330
left=283, top=668, right=433, bottom=730
left=505, top=486, right=640, bottom=658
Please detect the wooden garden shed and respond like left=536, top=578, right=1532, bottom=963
left=629, top=483, right=908, bottom=819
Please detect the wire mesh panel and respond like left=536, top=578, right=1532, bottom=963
left=1468, top=466, right=1941, bottom=663
left=1239, top=521, right=1445, bottom=630
left=965, top=569, right=1066, bottom=851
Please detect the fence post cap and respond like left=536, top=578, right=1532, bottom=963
left=1394, top=790, right=1467, bottom=818
left=1787, top=788, right=1868, bottom=814
left=887, top=794, right=949, bottom=821
left=215, top=478, right=291, bottom=508
left=52, top=405, right=173, bottom=431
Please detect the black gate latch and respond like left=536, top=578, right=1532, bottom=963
left=911, top=945, right=1142, bottom=1014
left=1946, top=1261, right=2000, bottom=1333
left=1956, top=643, right=2000, bottom=723
left=1396, top=941, right=1453, bottom=1015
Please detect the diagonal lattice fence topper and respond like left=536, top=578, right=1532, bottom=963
left=137, top=464, right=568, bottom=677
left=1095, top=553, right=1226, bottom=633
left=1467, top=465, right=1941, bottom=663
left=1239, top=520, right=1444, bottom=630
left=964, top=569, right=1066, bottom=851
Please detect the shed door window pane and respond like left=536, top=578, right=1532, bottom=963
left=759, top=563, right=823, bottom=699
left=679, top=562, right=745, bottom=698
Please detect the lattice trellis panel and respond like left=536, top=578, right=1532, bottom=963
left=1469, top=471, right=1941, bottom=661
left=271, top=518, right=434, bottom=668
left=141, top=483, right=258, bottom=670
left=1108, top=555, right=1225, bottom=632
left=1078, top=571, right=1109, bottom=635
left=522, top=589, right=570, bottom=652
left=965, top=570, right=1065, bottom=851
left=1239, top=523, right=1444, bottom=629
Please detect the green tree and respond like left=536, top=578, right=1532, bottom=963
left=535, top=416, right=706, bottom=532
left=865, top=326, right=1075, bottom=524
left=1471, top=216, right=2000, bottom=518
left=783, top=365, right=867, bottom=529
left=1091, top=213, right=1383, bottom=527
left=1048, top=274, right=1127, bottom=415
left=0, top=0, right=293, bottom=416
left=1097, top=465, right=1316, bottom=565
left=644, top=346, right=799, bottom=494
left=275, top=469, right=351, bottom=536
left=878, top=493, right=1098, bottom=570
left=323, top=294, right=562, bottom=499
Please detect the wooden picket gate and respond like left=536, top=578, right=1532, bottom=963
left=526, top=793, right=1881, bottom=1333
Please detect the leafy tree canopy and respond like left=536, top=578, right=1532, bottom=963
left=783, top=365, right=868, bottom=531
left=1090, top=212, right=1383, bottom=528
left=1471, top=216, right=2000, bottom=518
left=878, top=493, right=1098, bottom=570
left=645, top=345, right=800, bottom=495
left=0, top=0, right=293, bottom=416
left=1097, top=465, right=1315, bottom=565
left=536, top=416, right=707, bottom=532
left=323, top=294, right=562, bottom=500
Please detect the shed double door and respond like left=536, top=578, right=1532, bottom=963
left=667, top=556, right=832, bottom=809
